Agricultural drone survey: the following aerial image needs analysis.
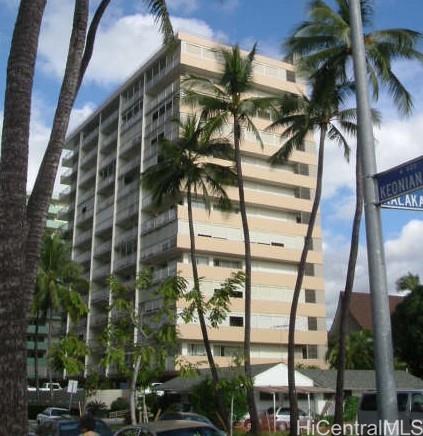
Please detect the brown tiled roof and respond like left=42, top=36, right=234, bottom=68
left=346, top=292, right=404, bottom=330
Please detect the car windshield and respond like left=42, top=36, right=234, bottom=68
left=52, top=409, right=68, bottom=416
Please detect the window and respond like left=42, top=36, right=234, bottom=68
left=213, top=258, right=242, bottom=269
left=302, top=345, right=318, bottom=359
left=308, top=317, right=318, bottom=331
left=229, top=316, right=244, bottom=327
left=305, top=289, right=316, bottom=303
left=305, top=264, right=314, bottom=276
left=260, top=392, right=278, bottom=401
left=188, top=343, right=206, bottom=356
left=412, top=393, right=423, bottom=412
left=195, top=256, right=209, bottom=265
left=287, top=70, right=296, bottom=83
left=271, top=242, right=285, bottom=248
left=214, top=345, right=241, bottom=357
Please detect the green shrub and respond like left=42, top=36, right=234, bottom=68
left=110, top=397, right=129, bottom=411
left=344, top=395, right=360, bottom=422
left=86, top=400, right=108, bottom=417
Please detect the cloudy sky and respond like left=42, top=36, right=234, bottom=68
left=1, top=0, right=422, bottom=322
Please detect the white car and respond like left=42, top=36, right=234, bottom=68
left=265, top=407, right=310, bottom=431
left=40, top=382, right=62, bottom=391
left=36, top=407, right=69, bottom=425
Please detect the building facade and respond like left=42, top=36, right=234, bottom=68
left=60, top=33, right=327, bottom=373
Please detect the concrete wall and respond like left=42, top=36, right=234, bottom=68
left=86, top=389, right=130, bottom=408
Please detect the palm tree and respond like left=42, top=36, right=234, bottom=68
left=285, top=0, right=423, bottom=116
left=0, top=1, right=173, bottom=431
left=33, top=233, right=88, bottom=396
left=284, top=0, right=423, bottom=427
left=327, top=329, right=374, bottom=370
left=142, top=115, right=235, bottom=429
left=183, top=45, right=275, bottom=433
left=269, top=70, right=362, bottom=436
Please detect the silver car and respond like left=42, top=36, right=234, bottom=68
left=114, top=420, right=225, bottom=436
left=36, top=407, right=69, bottom=425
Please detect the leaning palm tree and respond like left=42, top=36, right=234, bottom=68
left=183, top=45, right=275, bottom=433
left=285, top=0, right=423, bottom=427
left=285, top=0, right=423, bottom=115
left=33, top=233, right=88, bottom=396
left=142, top=114, right=235, bottom=429
left=269, top=70, right=364, bottom=436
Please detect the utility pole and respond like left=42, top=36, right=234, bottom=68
left=349, top=0, right=398, bottom=429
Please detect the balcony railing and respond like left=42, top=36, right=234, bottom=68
left=95, top=239, right=112, bottom=256
left=141, top=236, right=177, bottom=261
left=90, top=289, right=109, bottom=304
left=145, top=56, right=178, bottom=91
left=83, top=127, right=99, bottom=146
left=81, top=146, right=98, bottom=168
left=92, top=263, right=111, bottom=280
left=114, top=252, right=137, bottom=271
left=79, top=165, right=96, bottom=186
left=141, top=208, right=176, bottom=235
left=152, top=263, right=177, bottom=284
left=74, top=228, right=93, bottom=247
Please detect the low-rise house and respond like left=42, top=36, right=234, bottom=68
left=159, top=362, right=423, bottom=416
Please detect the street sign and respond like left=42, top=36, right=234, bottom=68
left=67, top=379, right=78, bottom=394
left=381, top=189, right=423, bottom=211
left=375, top=155, right=423, bottom=203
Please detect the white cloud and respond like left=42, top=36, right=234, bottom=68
left=37, top=2, right=218, bottom=87
left=68, top=103, right=95, bottom=133
left=323, top=111, right=423, bottom=202
left=323, top=219, right=423, bottom=324
left=0, top=100, right=95, bottom=194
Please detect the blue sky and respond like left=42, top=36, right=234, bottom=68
left=1, top=0, right=422, bottom=319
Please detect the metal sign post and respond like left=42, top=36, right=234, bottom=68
left=349, top=0, right=399, bottom=430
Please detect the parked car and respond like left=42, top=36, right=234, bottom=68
left=358, top=390, right=423, bottom=435
left=244, top=406, right=311, bottom=431
left=158, top=413, right=225, bottom=436
left=114, top=420, right=225, bottom=435
left=36, top=408, right=69, bottom=425
left=159, top=412, right=213, bottom=425
left=35, top=417, right=112, bottom=435
left=40, top=382, right=63, bottom=391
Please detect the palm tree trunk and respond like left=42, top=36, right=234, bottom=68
left=48, top=310, right=53, bottom=400
left=24, top=0, right=89, bottom=311
left=130, top=354, right=142, bottom=424
left=187, top=188, right=229, bottom=430
left=233, top=115, right=259, bottom=434
left=288, top=126, right=327, bottom=436
left=334, top=148, right=363, bottom=429
left=34, top=313, right=40, bottom=401
left=0, top=2, right=47, bottom=433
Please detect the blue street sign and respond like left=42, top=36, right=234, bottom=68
left=381, top=189, right=423, bottom=211
left=375, top=155, right=423, bottom=204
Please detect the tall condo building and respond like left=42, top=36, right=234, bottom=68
left=60, top=33, right=327, bottom=373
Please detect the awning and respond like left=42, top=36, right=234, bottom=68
left=257, top=386, right=335, bottom=394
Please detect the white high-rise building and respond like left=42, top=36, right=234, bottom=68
left=59, top=33, right=327, bottom=374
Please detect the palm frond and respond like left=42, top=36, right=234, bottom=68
left=144, top=0, right=174, bottom=44
left=327, top=123, right=351, bottom=161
